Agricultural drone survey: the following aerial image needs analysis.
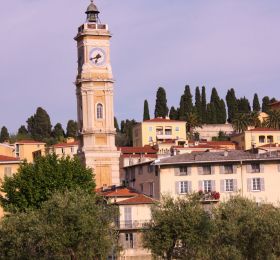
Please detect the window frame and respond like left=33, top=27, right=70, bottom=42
left=203, top=180, right=212, bottom=192
left=96, top=103, right=104, bottom=119
left=252, top=178, right=261, bottom=191
left=225, top=179, right=234, bottom=192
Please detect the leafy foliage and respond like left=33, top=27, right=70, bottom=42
left=169, top=106, right=179, bottom=120
left=0, top=189, right=119, bottom=259
left=0, top=126, right=9, bottom=143
left=265, top=110, right=280, bottom=129
left=0, top=154, right=95, bottom=213
left=66, top=120, right=78, bottom=138
left=253, top=93, right=261, bottom=112
left=155, top=87, right=169, bottom=118
left=52, top=123, right=65, bottom=141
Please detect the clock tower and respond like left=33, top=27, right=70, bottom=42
left=75, top=1, right=120, bottom=188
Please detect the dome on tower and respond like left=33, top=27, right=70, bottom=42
left=85, top=1, right=100, bottom=23
left=86, top=1, right=99, bottom=14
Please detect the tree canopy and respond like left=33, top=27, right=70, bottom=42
left=143, top=99, right=150, bottom=121
left=155, top=87, right=169, bottom=118
left=66, top=120, right=78, bottom=138
left=0, top=126, right=9, bottom=143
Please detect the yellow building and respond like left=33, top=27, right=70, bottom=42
left=133, top=118, right=187, bottom=147
left=50, top=140, right=79, bottom=158
left=231, top=128, right=280, bottom=150
left=124, top=150, right=280, bottom=205
left=14, top=140, right=46, bottom=163
left=0, top=155, right=21, bottom=217
left=0, top=143, right=14, bottom=157
left=75, top=2, right=120, bottom=188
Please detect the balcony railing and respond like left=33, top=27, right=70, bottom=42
left=116, top=220, right=150, bottom=230
left=156, top=134, right=173, bottom=140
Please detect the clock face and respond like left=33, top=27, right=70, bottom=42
left=89, top=47, right=106, bottom=66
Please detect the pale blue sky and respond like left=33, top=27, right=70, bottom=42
left=0, top=0, right=280, bottom=133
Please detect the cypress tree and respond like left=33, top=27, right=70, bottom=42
left=262, top=96, right=270, bottom=113
left=52, top=123, right=65, bottom=140
left=194, top=87, right=202, bottom=121
left=238, top=97, right=251, bottom=114
left=219, top=99, right=227, bottom=124
left=169, top=106, right=178, bottom=120
left=18, top=125, right=28, bottom=135
left=143, top=100, right=150, bottom=121
left=0, top=126, right=9, bottom=143
left=114, top=117, right=120, bottom=132
left=206, top=103, right=216, bottom=124
left=226, top=88, right=238, bottom=123
left=209, top=88, right=219, bottom=123
left=201, top=86, right=207, bottom=124
left=179, top=85, right=193, bottom=120
left=154, top=87, right=169, bottom=118
left=253, top=94, right=261, bottom=112
left=66, top=120, right=78, bottom=138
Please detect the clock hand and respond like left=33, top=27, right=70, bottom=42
left=90, top=53, right=102, bottom=64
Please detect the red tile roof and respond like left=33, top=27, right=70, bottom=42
left=144, top=118, right=184, bottom=123
left=248, top=128, right=280, bottom=132
left=116, top=194, right=155, bottom=205
left=53, top=141, right=79, bottom=148
left=259, top=143, right=280, bottom=148
left=121, top=154, right=158, bottom=159
left=269, top=101, right=280, bottom=106
left=118, top=146, right=157, bottom=154
left=15, top=140, right=46, bottom=144
left=0, top=155, right=20, bottom=162
left=98, top=187, right=139, bottom=198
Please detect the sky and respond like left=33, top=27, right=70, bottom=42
left=0, top=0, right=280, bottom=133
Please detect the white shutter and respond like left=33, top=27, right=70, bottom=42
left=198, top=167, right=203, bottom=175
left=220, top=180, right=225, bottom=193
left=188, top=181, right=192, bottom=193
left=233, top=165, right=238, bottom=174
left=260, top=164, right=264, bottom=173
left=260, top=178, right=265, bottom=191
left=187, top=166, right=192, bottom=176
left=175, top=182, right=180, bottom=194
left=211, top=166, right=215, bottom=175
left=219, top=166, right=225, bottom=174
left=198, top=181, right=203, bottom=191
left=233, top=179, right=238, bottom=192
left=246, top=165, right=252, bottom=173
left=247, top=178, right=252, bottom=192
left=211, top=180, right=216, bottom=191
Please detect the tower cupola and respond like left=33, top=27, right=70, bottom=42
left=85, top=0, right=100, bottom=23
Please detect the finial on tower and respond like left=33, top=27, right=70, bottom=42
left=85, top=0, right=100, bottom=23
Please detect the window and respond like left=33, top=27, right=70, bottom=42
left=97, top=103, right=103, bottom=119
left=148, top=136, right=153, bottom=142
left=4, top=167, right=12, bottom=177
left=148, top=165, right=154, bottom=173
left=251, top=163, right=260, bottom=173
left=259, top=135, right=265, bottom=143
left=71, top=147, right=74, bottom=153
left=203, top=165, right=211, bottom=175
left=149, top=182, right=154, bottom=197
left=277, top=136, right=280, bottom=141
left=225, top=179, right=234, bottom=192
left=61, top=148, right=65, bottom=154
left=179, top=181, right=189, bottom=194
left=138, top=166, right=143, bottom=175
left=176, top=127, right=180, bottom=131
left=165, top=127, right=172, bottom=135
left=267, top=135, right=274, bottom=143
left=224, top=165, right=233, bottom=174
left=179, top=166, right=188, bottom=175
left=148, top=127, right=153, bottom=132
left=156, top=127, right=163, bottom=135
left=203, top=180, right=212, bottom=192
left=140, top=183, right=144, bottom=192
left=125, top=233, right=134, bottom=248
left=252, top=178, right=261, bottom=191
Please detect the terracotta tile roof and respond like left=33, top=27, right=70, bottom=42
left=259, top=143, right=280, bottom=148
left=0, top=155, right=20, bottom=162
left=121, top=154, right=158, bottom=159
left=269, top=101, right=280, bottom=106
left=53, top=141, right=79, bottom=148
left=118, top=146, right=157, bottom=154
left=116, top=194, right=155, bottom=205
left=206, top=141, right=236, bottom=145
left=15, top=140, right=46, bottom=144
left=98, top=186, right=140, bottom=197
left=143, top=118, right=184, bottom=123
left=247, top=128, right=280, bottom=132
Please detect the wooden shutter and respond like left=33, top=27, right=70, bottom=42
left=247, top=178, right=252, bottom=192
left=198, top=181, right=203, bottom=191
left=260, top=164, right=264, bottom=173
left=174, top=168, right=180, bottom=176
left=198, top=167, right=203, bottom=175
left=233, top=165, right=238, bottom=174
left=211, top=166, right=215, bottom=175
left=246, top=165, right=252, bottom=173
left=219, top=166, right=225, bottom=174
left=260, top=178, right=265, bottom=191
left=188, top=181, right=192, bottom=193
left=220, top=180, right=225, bottom=193
left=233, top=179, right=238, bottom=192
left=211, top=180, right=216, bottom=191
left=187, top=166, right=192, bottom=176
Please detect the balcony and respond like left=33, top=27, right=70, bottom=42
left=116, top=220, right=150, bottom=230
left=156, top=134, right=173, bottom=140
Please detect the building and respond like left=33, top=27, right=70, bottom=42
left=133, top=118, right=187, bottom=147
left=75, top=2, right=120, bottom=188
left=0, top=143, right=14, bottom=157
left=13, top=140, right=46, bottom=163
left=124, top=150, right=280, bottom=204
left=193, top=124, right=235, bottom=141
left=0, top=155, right=22, bottom=217
left=99, top=186, right=154, bottom=260
left=50, top=139, right=79, bottom=158
left=231, top=128, right=280, bottom=150
left=269, top=101, right=280, bottom=111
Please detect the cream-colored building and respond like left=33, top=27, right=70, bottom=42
left=0, top=155, right=21, bottom=217
left=0, top=143, right=14, bottom=157
left=13, top=140, right=46, bottom=163
left=231, top=128, right=280, bottom=150
left=50, top=140, right=79, bottom=158
left=75, top=2, right=120, bottom=188
left=99, top=186, right=154, bottom=260
left=193, top=124, right=235, bottom=141
left=133, top=118, right=187, bottom=147
left=124, top=150, right=280, bottom=204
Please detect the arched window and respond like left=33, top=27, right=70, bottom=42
left=97, top=103, right=103, bottom=119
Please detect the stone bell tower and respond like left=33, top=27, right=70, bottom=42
left=75, top=1, right=120, bottom=188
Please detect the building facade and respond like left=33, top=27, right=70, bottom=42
left=193, top=124, right=235, bottom=141
left=75, top=2, right=120, bottom=188
left=133, top=118, right=187, bottom=147
left=124, top=150, right=280, bottom=204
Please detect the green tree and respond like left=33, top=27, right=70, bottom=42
left=232, top=113, right=251, bottom=133
left=211, top=197, right=280, bottom=260
left=179, top=85, right=193, bottom=121
left=18, top=125, right=28, bottom=136
left=253, top=93, right=261, bottom=112
left=114, top=117, right=120, bottom=132
left=143, top=99, right=150, bottom=121
left=219, top=99, right=227, bottom=124
left=209, top=88, right=226, bottom=124
left=119, top=119, right=137, bottom=146
left=169, top=106, right=179, bottom=120
left=265, top=110, right=280, bottom=129
left=186, top=112, right=201, bottom=134
left=0, top=126, right=9, bottom=143
left=201, top=86, right=207, bottom=124
left=0, top=154, right=95, bottom=213
left=237, top=97, right=251, bottom=114
left=194, top=87, right=202, bottom=121
left=66, top=120, right=78, bottom=138
left=52, top=123, right=65, bottom=141
left=226, top=88, right=238, bottom=123
left=206, top=103, right=217, bottom=124
left=143, top=195, right=212, bottom=260
left=154, top=87, right=169, bottom=118
left=0, top=189, right=119, bottom=259
left=249, top=111, right=261, bottom=128
left=262, top=96, right=271, bottom=113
